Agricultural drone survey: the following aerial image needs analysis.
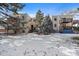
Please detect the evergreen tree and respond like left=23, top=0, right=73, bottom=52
left=40, top=15, right=54, bottom=35
left=0, top=3, right=25, bottom=17
left=0, top=3, right=25, bottom=34
left=36, top=10, right=44, bottom=25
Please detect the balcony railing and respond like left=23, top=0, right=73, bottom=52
left=61, top=18, right=73, bottom=23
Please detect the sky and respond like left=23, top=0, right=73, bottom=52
left=19, top=3, right=79, bottom=17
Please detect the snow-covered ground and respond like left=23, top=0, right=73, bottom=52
left=0, top=33, right=79, bottom=56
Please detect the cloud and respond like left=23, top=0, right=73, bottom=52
left=29, top=14, right=35, bottom=18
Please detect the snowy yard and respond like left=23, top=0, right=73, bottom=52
left=0, top=33, right=79, bottom=56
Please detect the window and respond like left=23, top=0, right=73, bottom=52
left=54, top=18, right=57, bottom=21
left=54, top=24, right=57, bottom=27
left=22, top=16, right=24, bottom=19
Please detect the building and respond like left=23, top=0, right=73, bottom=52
left=14, top=13, right=31, bottom=33
left=0, top=25, right=7, bottom=34
left=52, top=16, right=60, bottom=32
left=2, top=13, right=31, bottom=34
left=0, top=12, right=75, bottom=34
left=52, top=15, right=73, bottom=33
left=26, top=18, right=39, bottom=33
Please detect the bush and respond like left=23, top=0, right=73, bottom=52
left=73, top=27, right=79, bottom=31
left=72, top=37, right=79, bottom=40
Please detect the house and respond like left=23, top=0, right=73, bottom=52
left=13, top=13, right=31, bottom=33
left=59, top=15, right=73, bottom=33
left=0, top=20, right=7, bottom=34
left=0, top=25, right=7, bottom=34
left=52, top=15, right=73, bottom=33
left=3, top=13, right=32, bottom=34
left=52, top=15, right=60, bottom=32
left=26, top=18, right=39, bottom=33
left=0, top=13, right=31, bottom=34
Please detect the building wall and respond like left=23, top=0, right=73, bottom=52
left=7, top=14, right=32, bottom=33
left=52, top=15, right=73, bottom=32
left=52, top=16, right=60, bottom=32
left=60, top=15, right=73, bottom=31
left=26, top=20, right=39, bottom=30
left=0, top=26, right=7, bottom=33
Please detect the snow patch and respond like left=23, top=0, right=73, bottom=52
left=44, top=41, right=52, bottom=44
left=31, top=37, right=43, bottom=40
left=0, top=33, right=79, bottom=56
left=59, top=46, right=77, bottom=56
left=13, top=40, right=26, bottom=47
left=0, top=40, right=9, bottom=44
left=9, top=43, right=15, bottom=47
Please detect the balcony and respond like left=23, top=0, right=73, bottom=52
left=61, top=18, right=73, bottom=23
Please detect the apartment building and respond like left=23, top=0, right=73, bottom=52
left=52, top=15, right=73, bottom=33
left=52, top=16, right=60, bottom=32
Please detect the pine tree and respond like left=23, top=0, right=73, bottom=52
left=0, top=3, right=25, bottom=17
left=36, top=10, right=44, bottom=25
left=0, top=3, right=25, bottom=34
left=41, top=15, right=54, bottom=35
